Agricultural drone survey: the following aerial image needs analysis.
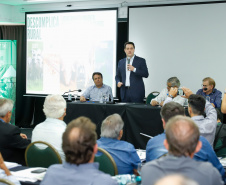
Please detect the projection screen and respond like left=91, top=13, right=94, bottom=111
left=129, top=2, right=226, bottom=97
left=26, top=9, right=117, bottom=96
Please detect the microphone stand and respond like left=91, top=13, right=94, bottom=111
left=63, top=89, right=82, bottom=102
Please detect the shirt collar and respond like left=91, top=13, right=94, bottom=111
left=192, top=115, right=204, bottom=120
left=45, top=118, right=66, bottom=125
left=94, top=84, right=104, bottom=89
left=63, top=161, right=99, bottom=170
left=0, top=118, right=5, bottom=123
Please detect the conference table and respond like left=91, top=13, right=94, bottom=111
left=33, top=99, right=164, bottom=149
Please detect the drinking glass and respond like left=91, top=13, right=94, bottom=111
left=137, top=163, right=143, bottom=175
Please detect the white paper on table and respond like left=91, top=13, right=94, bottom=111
left=136, top=149, right=146, bottom=162
left=5, top=161, right=21, bottom=169
left=11, top=167, right=47, bottom=182
left=220, top=158, right=226, bottom=167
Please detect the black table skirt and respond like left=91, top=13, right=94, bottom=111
left=34, top=99, right=164, bottom=149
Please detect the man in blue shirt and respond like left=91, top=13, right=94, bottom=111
left=80, top=72, right=113, bottom=102
left=97, top=114, right=141, bottom=175
left=41, top=117, right=117, bottom=185
left=146, top=101, right=225, bottom=181
left=196, top=77, right=222, bottom=108
left=143, top=116, right=224, bottom=185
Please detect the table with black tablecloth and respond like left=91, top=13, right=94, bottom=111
left=34, top=100, right=164, bottom=149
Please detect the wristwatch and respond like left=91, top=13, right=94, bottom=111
left=168, top=94, right=174, bottom=99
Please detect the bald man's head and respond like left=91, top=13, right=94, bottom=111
left=62, top=116, right=97, bottom=164
left=165, top=115, right=200, bottom=157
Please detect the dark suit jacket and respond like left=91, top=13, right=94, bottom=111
left=115, top=55, right=149, bottom=102
left=0, top=119, right=30, bottom=165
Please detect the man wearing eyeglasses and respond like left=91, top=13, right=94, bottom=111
left=196, top=77, right=222, bottom=108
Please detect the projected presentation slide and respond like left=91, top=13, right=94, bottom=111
left=26, top=9, right=117, bottom=96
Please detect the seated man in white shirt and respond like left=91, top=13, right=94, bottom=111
left=151, top=77, right=187, bottom=107
left=32, top=94, right=67, bottom=161
left=80, top=72, right=113, bottom=102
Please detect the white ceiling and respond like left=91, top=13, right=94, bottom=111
left=1, top=0, right=223, bottom=6
left=0, top=0, right=110, bottom=6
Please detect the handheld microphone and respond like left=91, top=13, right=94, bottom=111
left=203, top=88, right=207, bottom=91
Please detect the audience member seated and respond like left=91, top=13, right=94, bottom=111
left=97, top=114, right=141, bottom=175
left=0, top=152, right=21, bottom=185
left=150, top=77, right=186, bottom=106
left=32, top=94, right=67, bottom=161
left=196, top=77, right=222, bottom=108
left=154, top=174, right=198, bottom=185
left=188, top=94, right=217, bottom=146
left=41, top=117, right=117, bottom=185
left=164, top=88, right=217, bottom=146
left=221, top=88, right=226, bottom=114
left=146, top=101, right=225, bottom=181
left=0, top=98, right=30, bottom=165
left=142, top=115, right=224, bottom=185
left=80, top=72, right=113, bottom=102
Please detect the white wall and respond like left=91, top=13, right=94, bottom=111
left=129, top=3, right=226, bottom=96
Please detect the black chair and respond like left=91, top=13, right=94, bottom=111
left=25, top=141, right=62, bottom=168
left=214, top=124, right=226, bottom=157
left=146, top=91, right=160, bottom=104
left=94, top=147, right=118, bottom=176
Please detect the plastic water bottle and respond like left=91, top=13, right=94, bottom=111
left=136, top=176, right=142, bottom=185
left=68, top=89, right=72, bottom=101
left=127, top=175, right=137, bottom=185
left=99, top=92, right=103, bottom=103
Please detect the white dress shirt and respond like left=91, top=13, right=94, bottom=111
left=192, top=101, right=217, bottom=146
left=32, top=118, right=67, bottom=161
left=151, top=88, right=187, bottom=106
left=125, top=55, right=136, bottom=87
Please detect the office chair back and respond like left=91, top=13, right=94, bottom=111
left=146, top=91, right=160, bottom=104
left=214, top=124, right=226, bottom=157
left=25, top=141, right=62, bottom=168
left=0, top=178, right=15, bottom=185
left=94, top=147, right=118, bottom=176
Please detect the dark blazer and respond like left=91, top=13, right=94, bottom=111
left=115, top=55, right=149, bottom=102
left=0, top=119, right=30, bottom=165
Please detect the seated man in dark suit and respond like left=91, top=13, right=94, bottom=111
left=97, top=114, right=141, bottom=175
left=146, top=101, right=225, bottom=181
left=142, top=116, right=223, bottom=185
left=0, top=98, right=30, bottom=165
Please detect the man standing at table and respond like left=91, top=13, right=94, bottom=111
left=115, top=42, right=149, bottom=103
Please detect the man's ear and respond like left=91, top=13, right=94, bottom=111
left=93, top=143, right=98, bottom=154
left=188, top=106, right=192, bottom=115
left=162, top=118, right=166, bottom=129
left=210, top=85, right=214, bottom=90
left=194, top=141, right=202, bottom=153
left=118, top=130, right=123, bottom=140
left=164, top=139, right=169, bottom=150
